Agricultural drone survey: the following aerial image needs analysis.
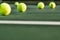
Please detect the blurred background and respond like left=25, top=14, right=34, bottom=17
left=1, top=0, right=60, bottom=5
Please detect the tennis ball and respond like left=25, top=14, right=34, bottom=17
left=15, top=2, right=19, bottom=5
left=16, top=3, right=27, bottom=13
left=37, top=2, right=45, bottom=9
left=49, top=2, right=56, bottom=9
left=0, top=3, right=11, bottom=16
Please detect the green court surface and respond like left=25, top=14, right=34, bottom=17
left=0, top=24, right=60, bottom=40
left=0, top=4, right=60, bottom=40
left=0, top=4, right=60, bottom=21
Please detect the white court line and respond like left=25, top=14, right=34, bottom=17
left=0, top=20, right=60, bottom=25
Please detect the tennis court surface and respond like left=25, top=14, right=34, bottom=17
left=0, top=1, right=60, bottom=40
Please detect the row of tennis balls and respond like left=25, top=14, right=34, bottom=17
left=0, top=2, right=56, bottom=16
left=37, top=2, right=56, bottom=9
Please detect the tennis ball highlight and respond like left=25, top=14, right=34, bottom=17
left=15, top=2, right=27, bottom=13
left=37, top=2, right=45, bottom=9
left=49, top=2, right=56, bottom=9
left=0, top=3, right=11, bottom=16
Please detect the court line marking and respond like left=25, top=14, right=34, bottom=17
left=0, top=20, right=60, bottom=25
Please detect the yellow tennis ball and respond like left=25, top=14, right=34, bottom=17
left=15, top=2, right=19, bottom=5
left=17, top=3, right=27, bottom=13
left=0, top=3, right=11, bottom=16
left=49, top=2, right=56, bottom=9
left=37, top=2, right=45, bottom=9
